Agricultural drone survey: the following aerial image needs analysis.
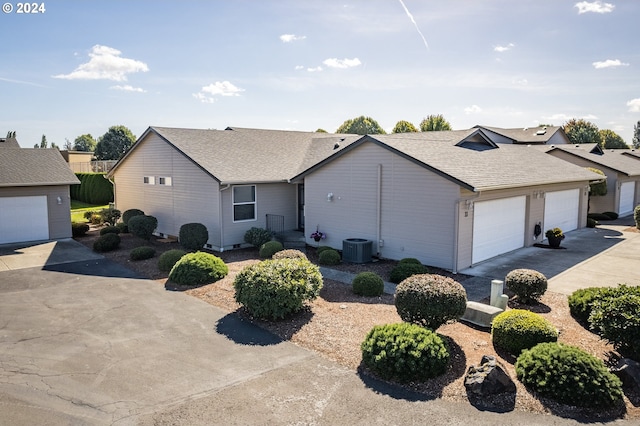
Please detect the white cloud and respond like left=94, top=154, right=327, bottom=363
left=627, top=98, right=640, bottom=112
left=464, top=105, right=482, bottom=114
left=592, top=59, right=629, bottom=69
left=575, top=1, right=615, bottom=14
left=295, top=65, right=304, bottom=70
left=193, top=81, right=245, bottom=103
left=322, top=58, right=362, bottom=69
left=543, top=113, right=570, bottom=122
left=307, top=66, right=323, bottom=72
left=494, top=43, right=515, bottom=53
left=53, top=45, right=149, bottom=81
left=280, top=34, right=306, bottom=43
left=110, top=85, right=146, bottom=93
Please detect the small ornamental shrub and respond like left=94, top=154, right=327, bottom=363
left=587, top=168, right=607, bottom=196
left=316, top=246, right=334, bottom=255
left=602, top=211, right=619, bottom=220
left=128, top=215, right=158, bottom=241
left=99, top=207, right=121, bottom=226
left=568, top=285, right=640, bottom=324
left=93, top=233, right=121, bottom=253
left=71, top=222, right=89, bottom=237
left=83, top=210, right=96, bottom=221
left=394, top=274, right=467, bottom=330
left=233, top=258, right=323, bottom=320
left=361, top=323, right=449, bottom=382
left=272, top=249, right=308, bottom=260
left=179, top=223, right=209, bottom=251
left=158, top=249, right=187, bottom=272
left=352, top=271, right=385, bottom=297
left=398, top=257, right=422, bottom=266
left=589, top=293, right=640, bottom=361
left=244, top=227, right=273, bottom=248
left=389, top=263, right=429, bottom=284
left=586, top=217, right=598, bottom=228
left=635, top=205, right=640, bottom=230
left=259, top=241, right=284, bottom=258
left=99, top=225, right=121, bottom=236
left=129, top=246, right=156, bottom=261
left=115, top=222, right=128, bottom=233
left=318, top=248, right=341, bottom=265
left=515, top=342, right=623, bottom=408
left=122, top=208, right=145, bottom=225
left=90, top=213, right=103, bottom=225
left=505, top=268, right=548, bottom=304
left=168, top=251, right=228, bottom=286
left=588, top=212, right=612, bottom=221
left=491, top=309, right=558, bottom=355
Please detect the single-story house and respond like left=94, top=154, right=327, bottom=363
left=0, top=142, right=80, bottom=244
left=109, top=126, right=603, bottom=271
left=59, top=150, right=95, bottom=173
left=474, top=125, right=570, bottom=145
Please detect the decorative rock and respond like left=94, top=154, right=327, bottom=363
left=465, top=355, right=516, bottom=396
left=612, top=358, right=640, bottom=391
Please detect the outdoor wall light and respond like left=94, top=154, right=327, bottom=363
left=327, top=192, right=334, bottom=202
left=56, top=196, right=62, bottom=205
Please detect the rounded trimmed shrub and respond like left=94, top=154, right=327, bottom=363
left=361, top=323, right=449, bottom=382
left=398, top=258, right=422, bottom=266
left=233, top=258, right=323, bottom=320
left=316, top=246, right=334, bottom=255
left=635, top=205, right=640, bottom=230
left=99, top=225, right=121, bottom=236
left=586, top=217, right=598, bottom=228
left=389, top=263, right=429, bottom=284
left=71, top=222, right=89, bottom=237
left=318, top=248, right=340, bottom=265
left=99, top=207, right=121, bottom=226
left=244, top=227, right=273, bottom=248
left=272, top=249, right=308, bottom=260
left=122, top=208, right=145, bottom=225
left=515, top=342, right=623, bottom=408
left=168, top=251, right=228, bottom=286
left=589, top=293, right=640, bottom=360
left=128, top=215, right=158, bottom=241
left=130, top=246, right=156, bottom=261
left=394, top=274, right=467, bottom=330
left=352, top=271, right=384, bottom=297
left=602, top=211, right=619, bottom=220
left=491, top=309, right=558, bottom=355
left=259, top=241, right=283, bottom=258
left=568, top=285, right=640, bottom=324
left=158, top=249, right=187, bottom=273
left=505, top=268, right=547, bottom=304
left=115, top=222, right=129, bottom=233
left=93, top=233, right=121, bottom=253
left=588, top=212, right=612, bottom=221
left=179, top=223, right=209, bottom=251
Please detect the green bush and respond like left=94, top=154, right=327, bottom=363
left=318, top=249, right=341, bottom=265
left=93, top=233, right=121, bottom=253
left=115, top=222, right=128, bottom=233
left=130, top=246, right=156, bottom=261
left=233, top=258, right=323, bottom=320
left=122, top=208, right=145, bottom=225
left=602, top=211, right=619, bottom=220
left=168, top=251, right=228, bottom=286
left=158, top=249, right=188, bottom=273
left=389, top=263, right=429, bottom=284
left=491, top=309, right=558, bottom=355
left=398, top=258, right=422, bottom=266
left=128, top=215, right=158, bottom=240
left=515, top=342, right=623, bottom=408
left=99, top=225, right=121, bottom=236
left=259, top=241, right=283, bottom=258
left=70, top=172, right=114, bottom=205
left=588, top=212, right=612, bottom=221
left=179, top=223, right=209, bottom=251
left=361, top=323, right=449, bottom=382
left=316, top=246, right=334, bottom=255
left=244, top=227, right=273, bottom=248
left=352, top=272, right=385, bottom=297
left=505, top=269, right=547, bottom=304
left=586, top=217, right=598, bottom=228
left=635, top=205, right=640, bottom=230
left=589, top=293, right=640, bottom=360
left=71, top=222, right=89, bottom=237
left=394, top=274, right=467, bottom=330
left=83, top=210, right=96, bottom=221
left=272, top=249, right=308, bottom=260
left=99, top=207, right=121, bottom=226
left=568, top=285, right=640, bottom=324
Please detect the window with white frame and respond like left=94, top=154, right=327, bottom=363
left=158, top=176, right=172, bottom=186
left=143, top=176, right=155, bottom=185
left=233, top=185, right=256, bottom=222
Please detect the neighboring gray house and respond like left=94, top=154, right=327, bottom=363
left=474, top=125, right=570, bottom=145
left=0, top=145, right=80, bottom=245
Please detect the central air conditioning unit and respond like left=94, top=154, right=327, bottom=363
left=342, top=238, right=372, bottom=263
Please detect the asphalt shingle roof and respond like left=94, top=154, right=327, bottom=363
left=0, top=149, right=80, bottom=187
left=546, top=144, right=640, bottom=176
left=477, top=125, right=566, bottom=144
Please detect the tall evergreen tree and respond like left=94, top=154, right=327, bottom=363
left=633, top=120, right=640, bottom=149
left=94, top=126, right=136, bottom=160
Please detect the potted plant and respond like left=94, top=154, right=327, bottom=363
left=545, top=227, right=564, bottom=248
left=310, top=226, right=326, bottom=243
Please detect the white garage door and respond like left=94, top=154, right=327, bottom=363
left=544, top=189, right=580, bottom=234
left=619, top=181, right=636, bottom=216
left=0, top=196, right=49, bottom=244
left=473, top=196, right=526, bottom=264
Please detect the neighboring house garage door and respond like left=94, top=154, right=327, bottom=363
left=619, top=182, right=636, bottom=216
left=544, top=189, right=580, bottom=234
left=472, top=196, right=526, bottom=264
left=0, top=196, right=49, bottom=244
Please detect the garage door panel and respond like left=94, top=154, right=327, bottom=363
left=0, top=196, right=49, bottom=244
left=473, top=196, right=526, bottom=264
left=544, top=189, right=579, bottom=234
left=619, top=182, right=635, bottom=216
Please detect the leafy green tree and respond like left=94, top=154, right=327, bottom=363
left=336, top=116, right=386, bottom=135
left=599, top=129, right=628, bottom=149
left=73, top=134, right=97, bottom=152
left=315, top=128, right=327, bottom=133
left=420, top=114, right=452, bottom=131
left=563, top=118, right=601, bottom=145
left=392, top=120, right=418, bottom=133
left=633, top=121, right=640, bottom=149
left=94, top=126, right=136, bottom=160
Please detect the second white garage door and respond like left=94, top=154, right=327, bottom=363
left=472, top=196, right=526, bottom=264
left=619, top=181, right=636, bottom=216
left=544, top=189, right=580, bottom=234
left=0, top=196, right=49, bottom=244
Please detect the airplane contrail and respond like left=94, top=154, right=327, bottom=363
left=397, top=0, right=429, bottom=51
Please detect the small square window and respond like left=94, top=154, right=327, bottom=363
left=144, top=176, right=155, bottom=185
left=159, top=177, right=172, bottom=186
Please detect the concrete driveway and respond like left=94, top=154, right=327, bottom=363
left=0, top=239, right=636, bottom=425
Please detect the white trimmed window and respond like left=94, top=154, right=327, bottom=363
left=143, top=176, right=155, bottom=185
left=233, top=185, right=256, bottom=222
left=158, top=177, right=172, bottom=186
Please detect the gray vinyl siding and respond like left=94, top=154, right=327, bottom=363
left=304, top=142, right=459, bottom=269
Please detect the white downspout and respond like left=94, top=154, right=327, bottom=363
left=452, top=200, right=460, bottom=274
left=219, top=184, right=231, bottom=251
left=376, top=164, right=382, bottom=256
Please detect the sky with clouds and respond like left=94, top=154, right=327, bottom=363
left=1, top=0, right=639, bottom=147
